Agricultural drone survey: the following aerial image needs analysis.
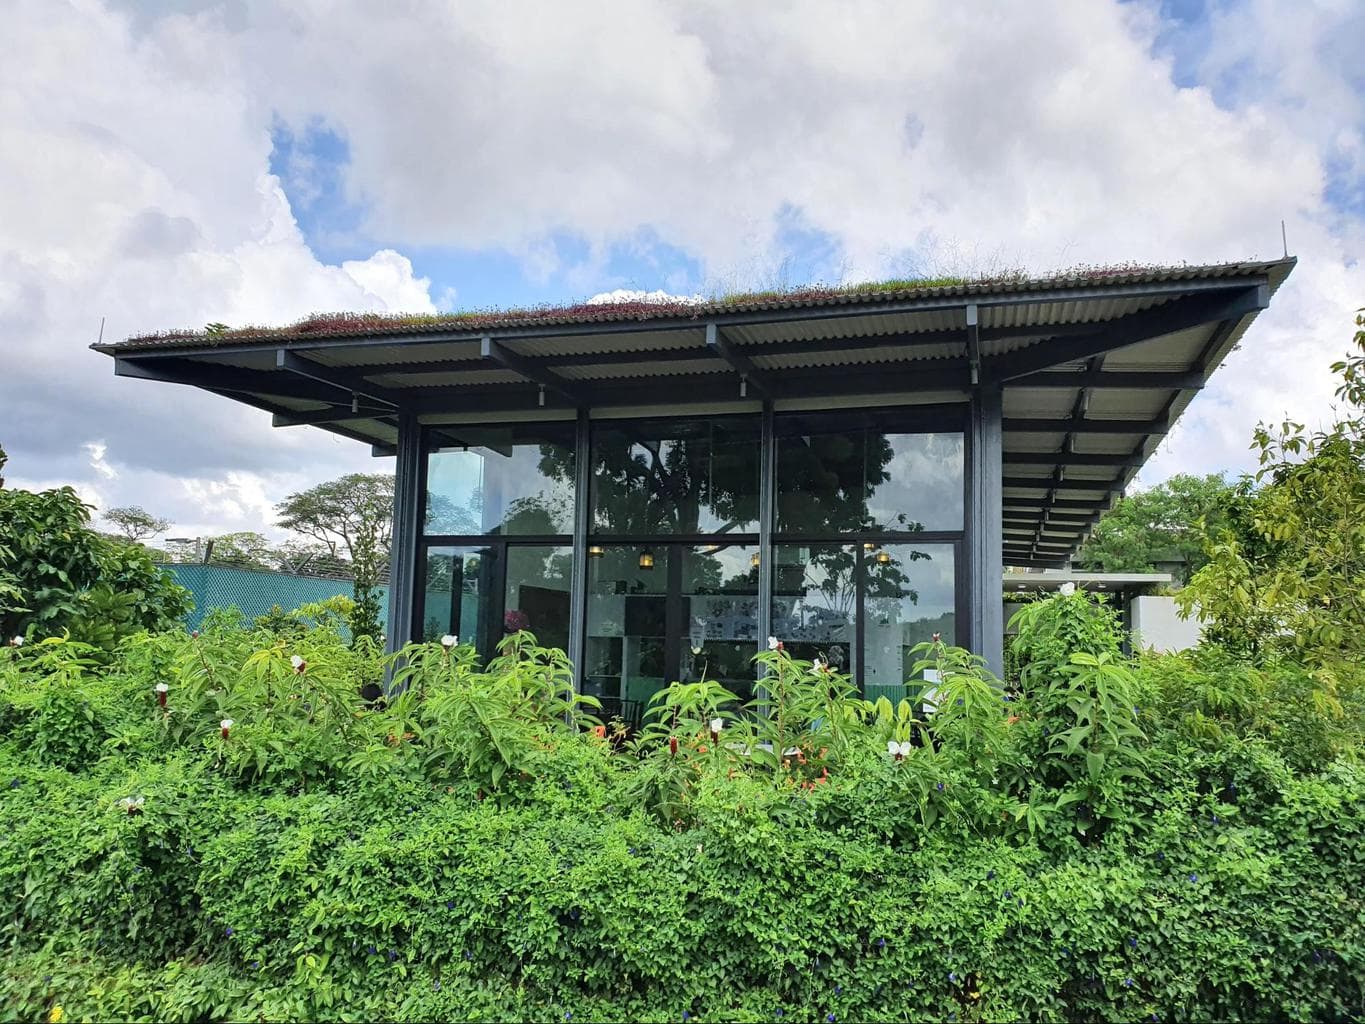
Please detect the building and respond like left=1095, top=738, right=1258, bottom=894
left=97, top=258, right=1292, bottom=711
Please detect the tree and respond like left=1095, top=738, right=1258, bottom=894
left=0, top=446, right=190, bottom=647
left=206, top=531, right=275, bottom=571
left=1073, top=473, right=1236, bottom=581
left=276, top=473, right=395, bottom=642
left=104, top=505, right=171, bottom=543
left=1181, top=310, right=1365, bottom=669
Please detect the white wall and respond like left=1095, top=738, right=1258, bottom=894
left=1128, top=595, right=1202, bottom=653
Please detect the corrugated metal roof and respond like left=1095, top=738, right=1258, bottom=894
left=96, top=258, right=1292, bottom=354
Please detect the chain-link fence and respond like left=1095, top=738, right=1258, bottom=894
left=157, top=563, right=390, bottom=631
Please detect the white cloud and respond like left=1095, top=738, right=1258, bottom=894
left=83, top=442, right=117, bottom=481
left=585, top=289, right=704, bottom=306
left=1, top=0, right=1363, bottom=545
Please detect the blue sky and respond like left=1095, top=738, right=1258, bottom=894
left=1, top=0, right=1361, bottom=539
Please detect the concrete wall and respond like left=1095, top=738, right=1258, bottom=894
left=1127, top=595, right=1201, bottom=653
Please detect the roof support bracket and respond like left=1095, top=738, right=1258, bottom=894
left=274, top=349, right=400, bottom=409
left=706, top=322, right=774, bottom=401
left=480, top=335, right=583, bottom=407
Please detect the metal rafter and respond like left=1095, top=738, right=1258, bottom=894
left=706, top=322, right=774, bottom=400
left=479, top=335, right=584, bottom=406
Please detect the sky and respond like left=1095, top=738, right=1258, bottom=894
left=0, top=0, right=1361, bottom=544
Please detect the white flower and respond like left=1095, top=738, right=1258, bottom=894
left=9, top=636, right=22, bottom=648
left=814, top=656, right=829, bottom=673
left=154, top=683, right=169, bottom=694
left=290, top=655, right=306, bottom=673
left=117, top=796, right=145, bottom=814
left=887, top=739, right=912, bottom=759
left=220, top=718, right=233, bottom=730
left=440, top=634, right=458, bottom=649
left=1059, top=582, right=1076, bottom=596
left=709, top=718, right=724, bottom=735
left=767, top=636, right=780, bottom=650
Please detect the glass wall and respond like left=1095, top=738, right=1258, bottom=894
left=862, top=543, right=957, bottom=702
left=775, top=413, right=964, bottom=535
left=591, top=417, right=761, bottom=535
left=417, top=408, right=966, bottom=700
left=425, top=423, right=576, bottom=536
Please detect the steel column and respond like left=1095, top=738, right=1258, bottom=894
left=567, top=409, right=591, bottom=687
left=757, top=403, right=776, bottom=647
left=967, top=386, right=1004, bottom=677
left=385, top=411, right=423, bottom=654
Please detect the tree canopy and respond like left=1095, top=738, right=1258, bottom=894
left=1073, top=473, right=1235, bottom=581
left=104, top=505, right=171, bottom=543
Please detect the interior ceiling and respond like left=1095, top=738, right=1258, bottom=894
left=99, top=259, right=1295, bottom=567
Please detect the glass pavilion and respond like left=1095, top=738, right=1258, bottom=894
left=98, top=258, right=1293, bottom=714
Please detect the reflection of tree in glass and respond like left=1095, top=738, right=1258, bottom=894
left=777, top=430, right=926, bottom=536
left=425, top=488, right=480, bottom=534
left=542, top=425, right=758, bottom=535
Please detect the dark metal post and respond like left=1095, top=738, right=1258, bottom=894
left=567, top=409, right=591, bottom=687
left=967, top=386, right=1004, bottom=677
left=386, top=411, right=422, bottom=653
left=757, top=402, right=775, bottom=647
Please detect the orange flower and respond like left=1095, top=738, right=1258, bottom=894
left=1006, top=715, right=1020, bottom=726
left=593, top=725, right=606, bottom=739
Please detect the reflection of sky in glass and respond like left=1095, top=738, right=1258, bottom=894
left=868, top=434, right=964, bottom=531
left=427, top=446, right=573, bottom=534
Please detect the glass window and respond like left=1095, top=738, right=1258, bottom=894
left=425, top=424, right=575, bottom=536
left=591, top=417, right=760, bottom=535
left=862, top=543, right=956, bottom=703
left=584, top=546, right=670, bottom=723
left=504, top=546, right=573, bottom=654
left=776, top=413, right=964, bottom=534
left=771, top=544, right=858, bottom=677
left=421, top=546, right=499, bottom=654
left=682, top=545, right=759, bottom=702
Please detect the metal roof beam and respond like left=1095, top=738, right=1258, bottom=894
left=116, top=356, right=359, bottom=406
left=1004, top=417, right=1167, bottom=435
left=1003, top=476, right=1121, bottom=492
left=480, top=335, right=584, bottom=407
left=1003, top=451, right=1143, bottom=468
left=272, top=402, right=391, bottom=427
left=706, top=322, right=774, bottom=400
left=984, top=282, right=1268, bottom=382
left=275, top=349, right=401, bottom=408
left=1013, top=370, right=1205, bottom=390
left=1004, top=496, right=1108, bottom=510
left=965, top=304, right=981, bottom=385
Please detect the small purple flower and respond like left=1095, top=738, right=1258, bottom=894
left=986, top=870, right=995, bottom=880
left=564, top=1014, right=572, bottom=1022
left=826, top=1015, right=836, bottom=1024
left=224, top=926, right=234, bottom=937
left=1156, top=851, right=1166, bottom=861
left=1124, top=977, right=1134, bottom=988
left=1128, top=937, right=1138, bottom=949
left=877, top=937, right=886, bottom=949
left=368, top=944, right=377, bottom=955
left=1188, top=873, right=1198, bottom=883
left=775, top=1011, right=784, bottom=1019
left=569, top=907, right=580, bottom=921
left=834, top=984, right=842, bottom=994
left=955, top=698, right=964, bottom=706
left=1211, top=814, right=1220, bottom=824
left=1004, top=890, right=1013, bottom=899
left=251, top=960, right=260, bottom=970
left=936, top=782, right=945, bottom=792
left=446, top=900, right=454, bottom=910
left=1133, top=706, right=1140, bottom=714
left=387, top=949, right=397, bottom=961
left=948, top=971, right=958, bottom=983
left=8, top=779, right=19, bottom=789
left=683, top=1013, right=690, bottom=1022
left=463, top=950, right=472, bottom=961
left=1312, top=951, right=1323, bottom=963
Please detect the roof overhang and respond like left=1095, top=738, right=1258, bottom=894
left=97, top=258, right=1295, bottom=566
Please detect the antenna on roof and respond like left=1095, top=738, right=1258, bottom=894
left=97, top=316, right=105, bottom=345
left=1281, top=219, right=1288, bottom=258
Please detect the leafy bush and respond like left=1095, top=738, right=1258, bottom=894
left=0, top=467, right=190, bottom=650
left=0, top=617, right=1361, bottom=1022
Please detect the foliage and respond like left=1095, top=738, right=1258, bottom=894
left=0, top=470, right=190, bottom=648
left=0, top=613, right=1362, bottom=1021
left=203, top=531, right=276, bottom=571
left=277, top=473, right=394, bottom=641
left=1074, top=472, right=1235, bottom=580
left=1009, top=587, right=1124, bottom=691
left=1181, top=310, right=1365, bottom=669
left=103, top=505, right=171, bottom=544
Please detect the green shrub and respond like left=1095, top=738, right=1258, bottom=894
left=0, top=620, right=1361, bottom=1022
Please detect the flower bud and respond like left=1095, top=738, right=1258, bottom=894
left=9, top=636, right=22, bottom=648
left=154, top=682, right=168, bottom=708
left=669, top=736, right=678, bottom=757
left=440, top=634, right=458, bottom=650
left=220, top=718, right=233, bottom=740
left=290, top=655, right=306, bottom=674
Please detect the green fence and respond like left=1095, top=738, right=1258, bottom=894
left=158, top=564, right=390, bottom=632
